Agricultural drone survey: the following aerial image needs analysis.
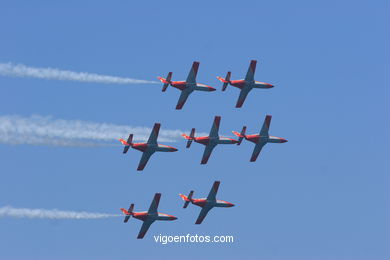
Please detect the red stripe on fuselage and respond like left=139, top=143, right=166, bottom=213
left=158, top=144, right=178, bottom=151
left=218, top=200, right=235, bottom=207
left=194, top=136, right=210, bottom=145
left=192, top=199, right=207, bottom=207
left=158, top=213, right=178, bottom=220
left=219, top=137, right=239, bottom=144
left=133, top=212, right=148, bottom=221
left=245, top=134, right=260, bottom=143
left=171, top=81, right=187, bottom=91
left=132, top=143, right=148, bottom=152
left=229, top=80, right=246, bottom=89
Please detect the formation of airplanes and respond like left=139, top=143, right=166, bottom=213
left=121, top=181, right=233, bottom=239
left=119, top=115, right=287, bottom=171
left=0, top=57, right=285, bottom=240
left=118, top=60, right=286, bottom=239
left=158, top=60, right=273, bottom=109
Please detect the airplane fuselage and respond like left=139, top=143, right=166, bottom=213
left=130, top=211, right=177, bottom=221
left=131, top=143, right=178, bottom=153
left=170, top=81, right=215, bottom=92
left=229, top=79, right=274, bottom=90
left=194, top=136, right=238, bottom=146
left=190, top=198, right=234, bottom=208
left=244, top=135, right=287, bottom=144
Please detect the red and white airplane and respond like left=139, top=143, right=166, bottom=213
left=121, top=193, right=177, bottom=239
left=179, top=181, right=234, bottom=224
left=217, top=60, right=274, bottom=108
left=233, top=115, right=287, bottom=162
left=119, top=123, right=178, bottom=171
left=182, top=116, right=238, bottom=164
left=158, top=61, right=216, bottom=110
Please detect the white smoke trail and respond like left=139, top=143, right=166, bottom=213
left=0, top=114, right=206, bottom=147
left=0, top=62, right=158, bottom=84
left=0, top=206, right=120, bottom=219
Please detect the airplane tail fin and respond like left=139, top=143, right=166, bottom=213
left=181, top=128, right=195, bottom=148
left=232, top=126, right=246, bottom=145
left=179, top=191, right=194, bottom=208
left=119, top=134, right=133, bottom=153
left=217, top=71, right=231, bottom=91
left=120, top=203, right=134, bottom=223
left=158, top=72, right=172, bottom=92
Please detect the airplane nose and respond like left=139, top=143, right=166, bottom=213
left=281, top=139, right=288, bottom=143
left=173, top=148, right=178, bottom=151
left=229, top=203, right=235, bottom=207
left=267, top=84, right=274, bottom=88
left=171, top=216, right=178, bottom=220
left=209, top=87, right=216, bottom=91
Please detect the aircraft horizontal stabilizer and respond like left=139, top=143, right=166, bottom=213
left=182, top=128, right=195, bottom=148
left=158, top=72, right=172, bottom=92
left=119, top=134, right=133, bottom=153
left=179, top=191, right=194, bottom=208
left=232, top=126, right=246, bottom=145
left=119, top=138, right=129, bottom=146
left=217, top=71, right=231, bottom=91
left=120, top=203, right=134, bottom=223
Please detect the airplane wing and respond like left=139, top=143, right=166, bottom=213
left=209, top=116, right=221, bottom=138
left=260, top=115, right=271, bottom=137
left=148, top=193, right=161, bottom=215
left=250, top=142, right=267, bottom=162
left=147, top=123, right=160, bottom=145
left=186, top=61, right=200, bottom=84
left=201, top=145, right=216, bottom=164
left=137, top=219, right=155, bottom=239
left=244, top=60, right=257, bottom=82
left=235, top=88, right=251, bottom=108
left=206, top=181, right=220, bottom=201
left=195, top=207, right=212, bottom=224
left=176, top=89, right=192, bottom=110
left=137, top=151, right=154, bottom=171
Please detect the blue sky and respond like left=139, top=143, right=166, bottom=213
left=0, top=0, right=389, bottom=259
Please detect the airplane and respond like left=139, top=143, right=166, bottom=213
left=120, top=193, right=178, bottom=239
left=179, top=181, right=234, bottom=224
left=182, top=116, right=238, bottom=164
left=158, top=61, right=216, bottom=110
left=217, top=60, right=274, bottom=108
left=232, top=115, right=287, bottom=162
left=119, top=123, right=178, bottom=171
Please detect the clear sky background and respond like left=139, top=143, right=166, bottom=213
left=0, top=1, right=389, bottom=259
